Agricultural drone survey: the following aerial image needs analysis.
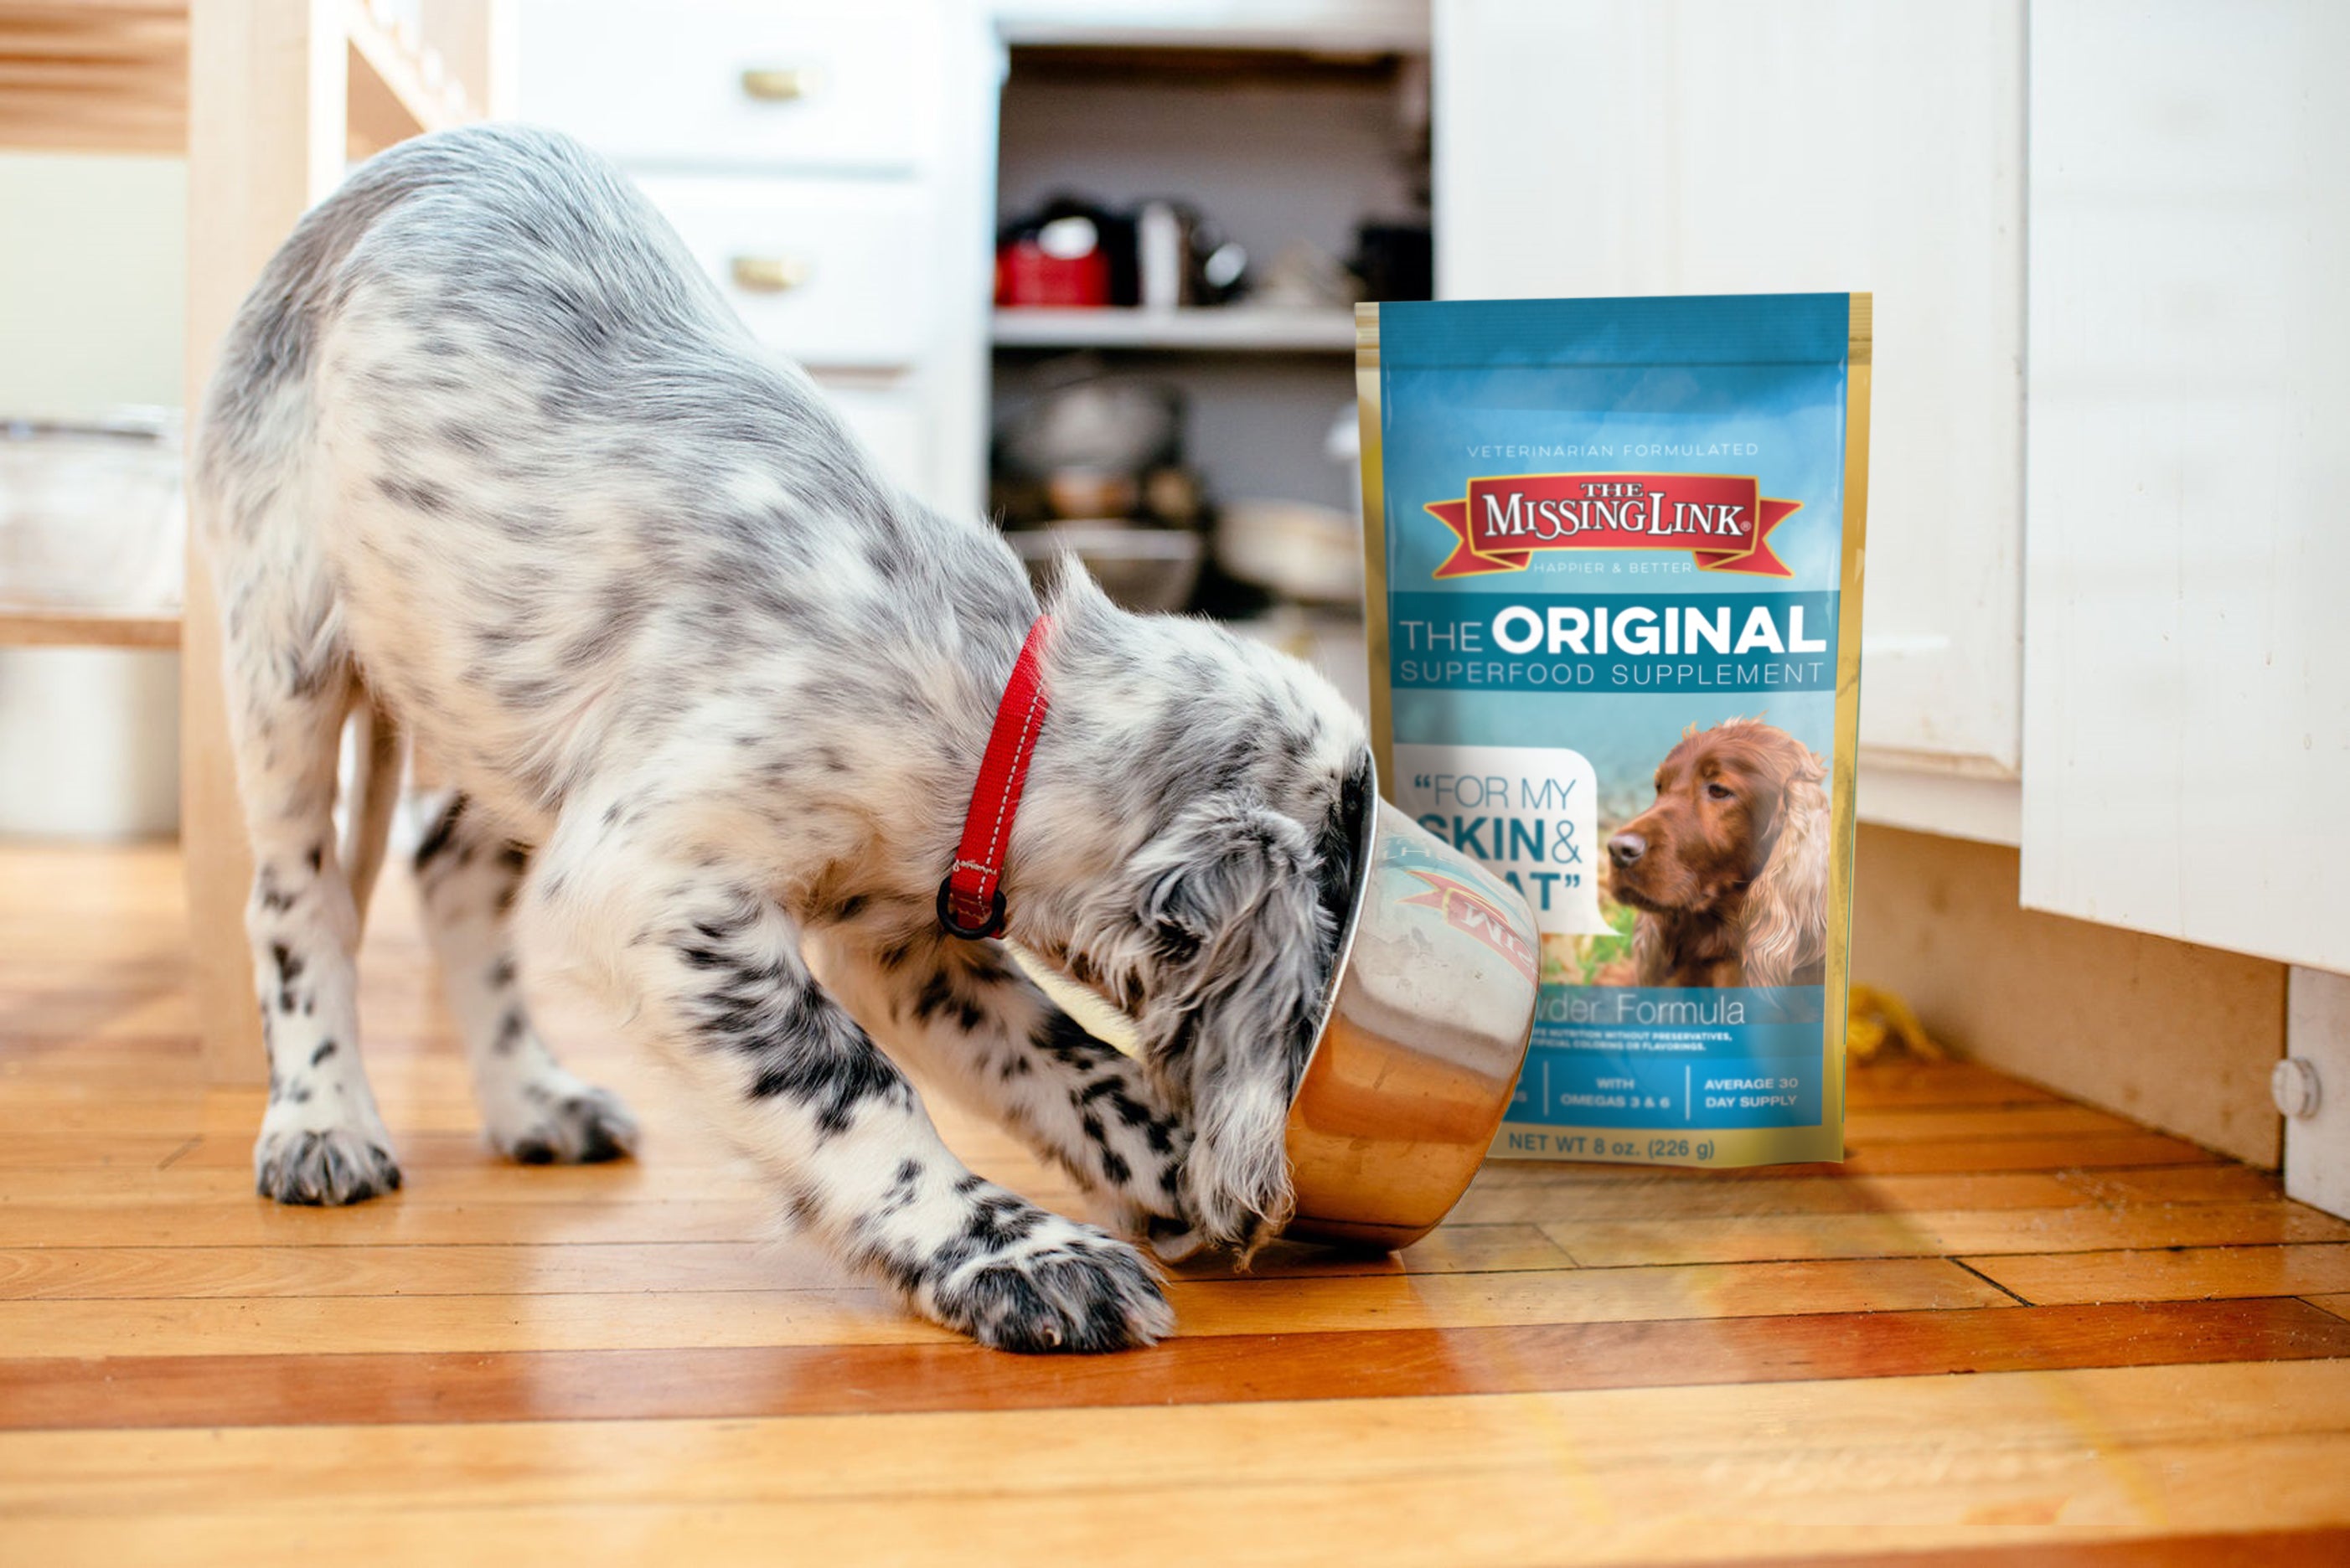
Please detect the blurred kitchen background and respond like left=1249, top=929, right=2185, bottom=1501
left=5, top=2, right=2347, bottom=1202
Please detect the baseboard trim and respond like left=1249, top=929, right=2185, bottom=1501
left=1857, top=764, right=2023, bottom=847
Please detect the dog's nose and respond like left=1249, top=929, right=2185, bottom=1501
left=1609, top=833, right=1647, bottom=869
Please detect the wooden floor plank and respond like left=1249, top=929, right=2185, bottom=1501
left=1970, top=1243, right=2350, bottom=1305
left=0, top=1225, right=1572, bottom=1302
left=2054, top=1165, right=2285, bottom=1205
left=0, top=1132, right=207, bottom=1170
left=0, top=1198, right=793, bottom=1249
left=1478, top=1130, right=2223, bottom=1184
left=0, top=1152, right=1060, bottom=1207
left=0, top=1257, right=2014, bottom=1358
left=0, top=1144, right=2269, bottom=1229
left=0, top=1240, right=832, bottom=1300
left=1454, top=1167, right=2275, bottom=1224
left=36, top=1152, right=2302, bottom=1246
left=0, top=1210, right=1557, bottom=1280
left=1833, top=1132, right=2225, bottom=1176
left=1644, top=1527, right=2350, bottom=1568
left=18, top=1505, right=2350, bottom=1568
left=0, top=1160, right=773, bottom=1207
left=3, top=1362, right=2348, bottom=1565
left=1837, top=1060, right=2066, bottom=1110
left=1542, top=1201, right=2350, bottom=1267
left=1838, top=1102, right=2145, bottom=1142
left=40, top=1358, right=2350, bottom=1500
left=0, top=1298, right=2340, bottom=1432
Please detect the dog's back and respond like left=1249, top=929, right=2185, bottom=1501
left=195, top=125, right=1025, bottom=840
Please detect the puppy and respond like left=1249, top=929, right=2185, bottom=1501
left=192, top=126, right=1370, bottom=1353
left=1603, top=718, right=1828, bottom=988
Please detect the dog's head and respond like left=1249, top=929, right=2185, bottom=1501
left=1605, top=717, right=1828, bottom=985
left=1030, top=566, right=1371, bottom=1258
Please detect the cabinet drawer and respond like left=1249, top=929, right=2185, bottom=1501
left=638, top=177, right=934, bottom=369
left=517, top=0, right=945, bottom=173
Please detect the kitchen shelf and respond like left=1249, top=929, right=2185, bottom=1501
left=992, top=306, right=1356, bottom=353
left=994, top=0, right=1431, bottom=54
left=0, top=606, right=182, bottom=650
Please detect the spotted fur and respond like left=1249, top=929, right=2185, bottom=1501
left=194, top=126, right=1368, bottom=1352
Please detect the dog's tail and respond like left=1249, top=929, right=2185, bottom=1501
left=341, top=694, right=403, bottom=936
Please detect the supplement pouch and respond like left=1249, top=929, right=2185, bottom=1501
left=1356, top=295, right=1870, bottom=1167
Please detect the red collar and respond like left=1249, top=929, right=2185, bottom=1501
left=937, top=614, right=1054, bottom=940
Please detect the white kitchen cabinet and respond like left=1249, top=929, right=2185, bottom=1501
left=514, top=0, right=997, bottom=517
left=632, top=175, right=940, bottom=371
left=518, top=0, right=948, bottom=173
left=2022, top=0, right=2350, bottom=972
left=1432, top=0, right=2027, bottom=831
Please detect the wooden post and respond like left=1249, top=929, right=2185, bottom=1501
left=183, top=0, right=348, bottom=1085
left=420, top=0, right=516, bottom=118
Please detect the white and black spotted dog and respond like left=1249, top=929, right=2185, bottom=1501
left=194, top=126, right=1370, bottom=1354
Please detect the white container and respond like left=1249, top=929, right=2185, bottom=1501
left=0, top=410, right=184, bottom=840
left=0, top=646, right=178, bottom=839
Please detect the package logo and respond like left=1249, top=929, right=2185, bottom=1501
left=1426, top=472, right=1800, bottom=580
left=1398, top=869, right=1539, bottom=983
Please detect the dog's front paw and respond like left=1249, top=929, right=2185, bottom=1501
left=1144, top=1212, right=1211, bottom=1265
left=933, top=1220, right=1174, bottom=1354
left=1078, top=1148, right=1192, bottom=1252
left=1180, top=1083, right=1295, bottom=1265
left=491, top=1082, right=639, bottom=1166
left=1182, top=1177, right=1287, bottom=1266
left=1091, top=1149, right=1209, bottom=1264
left=255, top=1123, right=402, bottom=1205
left=1056, top=1116, right=1195, bottom=1259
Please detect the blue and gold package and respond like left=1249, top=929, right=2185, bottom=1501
left=1356, top=295, right=1870, bottom=1167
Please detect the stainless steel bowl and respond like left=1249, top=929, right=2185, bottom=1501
left=1283, top=780, right=1541, bottom=1250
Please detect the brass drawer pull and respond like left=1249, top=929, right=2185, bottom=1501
left=741, top=66, right=820, bottom=102
left=730, top=255, right=813, bottom=294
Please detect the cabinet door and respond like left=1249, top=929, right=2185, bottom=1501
left=515, top=0, right=947, bottom=174
left=2022, top=1, right=2350, bottom=969
left=1432, top=0, right=2025, bottom=776
left=631, top=175, right=937, bottom=371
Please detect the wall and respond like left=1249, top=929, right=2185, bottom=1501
left=0, top=152, right=187, bottom=839
left=1852, top=823, right=2287, bottom=1167
left=0, top=154, right=186, bottom=415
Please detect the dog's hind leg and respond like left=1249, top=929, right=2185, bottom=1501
left=532, top=832, right=1172, bottom=1352
left=213, top=590, right=402, bottom=1204
left=410, top=791, right=638, bottom=1165
left=808, top=929, right=1197, bottom=1256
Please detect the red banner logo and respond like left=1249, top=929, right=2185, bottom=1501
left=1425, top=472, right=1800, bottom=580
left=1399, top=869, right=1539, bottom=983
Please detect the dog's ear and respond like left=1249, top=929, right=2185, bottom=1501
left=1742, top=752, right=1830, bottom=987
left=1118, top=794, right=1331, bottom=1259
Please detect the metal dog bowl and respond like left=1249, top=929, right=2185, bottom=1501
left=1283, top=777, right=1541, bottom=1251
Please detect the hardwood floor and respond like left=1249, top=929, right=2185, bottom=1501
left=3, top=841, right=2347, bottom=1565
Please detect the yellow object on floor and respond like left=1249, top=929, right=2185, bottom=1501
left=1847, top=982, right=1946, bottom=1061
